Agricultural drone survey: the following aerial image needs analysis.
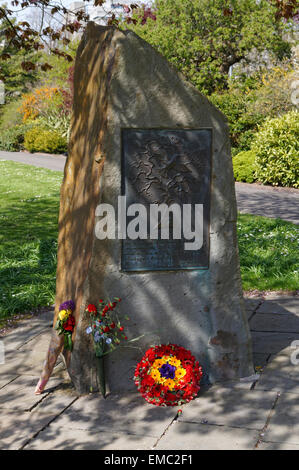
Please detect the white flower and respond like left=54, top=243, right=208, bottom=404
left=106, top=338, right=112, bottom=344
left=86, top=326, right=92, bottom=334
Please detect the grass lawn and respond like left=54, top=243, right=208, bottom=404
left=0, top=160, right=298, bottom=320
left=0, top=160, right=61, bottom=320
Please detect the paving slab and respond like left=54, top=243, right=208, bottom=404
left=25, top=426, right=157, bottom=450
left=244, top=298, right=262, bottom=311
left=263, top=392, right=299, bottom=445
left=213, top=379, right=254, bottom=390
left=17, top=330, right=52, bottom=353
left=256, top=348, right=299, bottom=393
left=0, top=410, right=57, bottom=450
left=50, top=392, right=176, bottom=438
left=178, top=387, right=276, bottom=430
left=0, top=348, right=62, bottom=376
left=251, top=331, right=299, bottom=354
left=0, top=375, right=19, bottom=390
left=31, top=388, right=78, bottom=415
left=250, top=313, right=299, bottom=333
left=155, top=421, right=259, bottom=450
left=258, top=441, right=299, bottom=450
left=1, top=311, right=53, bottom=351
left=0, top=375, right=63, bottom=411
left=256, top=298, right=299, bottom=315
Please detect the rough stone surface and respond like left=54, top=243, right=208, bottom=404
left=55, top=22, right=253, bottom=393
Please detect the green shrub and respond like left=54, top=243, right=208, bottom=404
left=24, top=126, right=67, bottom=154
left=0, top=98, right=23, bottom=129
left=233, top=150, right=257, bottom=183
left=210, top=88, right=264, bottom=153
left=253, top=110, right=299, bottom=188
left=0, top=122, right=34, bottom=151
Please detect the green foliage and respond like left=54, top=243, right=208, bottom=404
left=0, top=98, right=23, bottom=129
left=38, top=112, right=71, bottom=139
left=210, top=86, right=264, bottom=153
left=126, top=0, right=292, bottom=94
left=0, top=122, right=35, bottom=151
left=210, top=64, right=297, bottom=153
left=233, top=150, right=257, bottom=183
left=253, top=110, right=299, bottom=188
left=24, top=126, right=67, bottom=154
left=39, top=41, right=78, bottom=88
left=246, top=65, right=297, bottom=118
left=0, top=17, right=40, bottom=102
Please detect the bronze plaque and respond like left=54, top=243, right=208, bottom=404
left=121, top=129, right=212, bottom=271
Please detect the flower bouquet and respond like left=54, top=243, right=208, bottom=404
left=54, top=300, right=76, bottom=351
left=85, top=298, right=130, bottom=397
left=134, top=344, right=203, bottom=407
left=35, top=299, right=76, bottom=395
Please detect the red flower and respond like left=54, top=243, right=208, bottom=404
left=64, top=315, right=75, bottom=332
left=110, top=322, right=116, bottom=329
left=119, top=326, right=124, bottom=331
left=87, top=304, right=97, bottom=313
left=104, top=326, right=110, bottom=333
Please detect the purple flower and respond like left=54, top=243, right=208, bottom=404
left=59, top=300, right=75, bottom=312
left=159, top=363, right=176, bottom=379
left=94, top=331, right=101, bottom=343
left=86, top=327, right=92, bottom=335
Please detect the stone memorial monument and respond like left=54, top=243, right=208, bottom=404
left=53, top=22, right=253, bottom=394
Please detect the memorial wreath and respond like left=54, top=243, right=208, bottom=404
left=134, top=344, right=203, bottom=407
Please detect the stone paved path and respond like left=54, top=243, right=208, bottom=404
left=1, top=151, right=298, bottom=224
left=236, top=182, right=299, bottom=225
left=0, top=295, right=298, bottom=450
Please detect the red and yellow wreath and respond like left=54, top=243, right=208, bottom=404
left=134, top=344, right=203, bottom=407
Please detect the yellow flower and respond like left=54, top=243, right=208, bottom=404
left=164, top=379, right=175, bottom=390
left=58, top=309, right=69, bottom=321
left=150, top=368, right=161, bottom=382
left=152, top=358, right=166, bottom=369
left=175, top=367, right=187, bottom=380
left=168, top=356, right=181, bottom=367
